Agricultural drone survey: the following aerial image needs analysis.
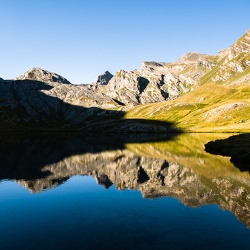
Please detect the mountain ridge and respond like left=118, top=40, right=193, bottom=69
left=1, top=29, right=250, bottom=132
left=16, top=67, right=72, bottom=86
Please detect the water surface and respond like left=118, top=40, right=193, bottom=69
left=0, top=133, right=250, bottom=250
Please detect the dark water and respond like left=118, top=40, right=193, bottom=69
left=0, top=133, right=250, bottom=250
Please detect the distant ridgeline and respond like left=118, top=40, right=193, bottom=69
left=0, top=29, right=250, bottom=132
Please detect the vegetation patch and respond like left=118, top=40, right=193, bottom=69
left=125, top=83, right=250, bottom=132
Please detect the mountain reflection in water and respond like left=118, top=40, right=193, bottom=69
left=1, top=132, right=250, bottom=249
left=1, top=132, right=250, bottom=227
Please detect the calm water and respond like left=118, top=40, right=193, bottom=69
left=0, top=133, right=250, bottom=250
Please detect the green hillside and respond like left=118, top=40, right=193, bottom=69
left=125, top=83, right=250, bottom=132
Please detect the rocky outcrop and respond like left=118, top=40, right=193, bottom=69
left=90, top=48, right=231, bottom=106
left=0, top=76, right=177, bottom=131
left=16, top=67, right=71, bottom=86
left=94, top=70, right=113, bottom=86
left=91, top=55, right=211, bottom=106
left=91, top=69, right=169, bottom=107
left=0, top=78, right=128, bottom=131
left=211, top=30, right=250, bottom=84
left=176, top=52, right=215, bottom=68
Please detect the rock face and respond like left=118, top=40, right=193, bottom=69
left=0, top=78, right=123, bottom=130
left=0, top=77, right=176, bottom=131
left=212, top=30, right=250, bottom=84
left=91, top=30, right=250, bottom=106
left=89, top=30, right=250, bottom=106
left=16, top=67, right=71, bottom=86
left=94, top=70, right=113, bottom=86
left=90, top=58, right=207, bottom=106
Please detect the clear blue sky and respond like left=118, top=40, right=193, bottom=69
left=1, top=0, right=250, bottom=84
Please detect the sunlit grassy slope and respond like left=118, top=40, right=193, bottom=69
left=125, top=83, right=250, bottom=132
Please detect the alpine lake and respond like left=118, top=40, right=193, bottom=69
left=1, top=132, right=250, bottom=250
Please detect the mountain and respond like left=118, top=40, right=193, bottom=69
left=90, top=55, right=212, bottom=107
left=200, top=29, right=250, bottom=85
left=0, top=76, right=173, bottom=132
left=16, top=67, right=72, bottom=86
left=0, top=67, right=125, bottom=131
left=93, top=70, right=113, bottom=86
left=0, top=29, right=250, bottom=132
left=126, top=30, right=250, bottom=132
left=95, top=30, right=250, bottom=108
left=0, top=78, right=127, bottom=131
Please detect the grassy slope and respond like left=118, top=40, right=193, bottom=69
left=199, top=57, right=226, bottom=85
left=125, top=83, right=250, bottom=132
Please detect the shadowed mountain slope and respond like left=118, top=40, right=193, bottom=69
left=0, top=78, right=177, bottom=132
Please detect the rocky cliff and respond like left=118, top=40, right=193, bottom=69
left=90, top=53, right=214, bottom=106
left=91, top=30, right=250, bottom=106
left=93, top=70, right=113, bottom=86
left=0, top=77, right=126, bottom=131
left=0, top=67, right=177, bottom=131
left=16, top=67, right=72, bottom=86
left=211, top=29, right=250, bottom=84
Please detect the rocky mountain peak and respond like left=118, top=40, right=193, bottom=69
left=217, top=48, right=230, bottom=60
left=232, top=29, right=250, bottom=54
left=176, top=52, right=210, bottom=64
left=142, top=61, right=164, bottom=68
left=16, top=67, right=71, bottom=86
left=94, top=70, right=113, bottom=85
left=140, top=61, right=166, bottom=73
left=211, top=29, right=250, bottom=83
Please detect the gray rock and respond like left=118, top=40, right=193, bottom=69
left=94, top=70, right=113, bottom=86
left=175, top=52, right=210, bottom=64
left=16, top=67, right=71, bottom=86
left=212, top=29, right=250, bottom=83
left=91, top=56, right=208, bottom=106
left=0, top=78, right=124, bottom=130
